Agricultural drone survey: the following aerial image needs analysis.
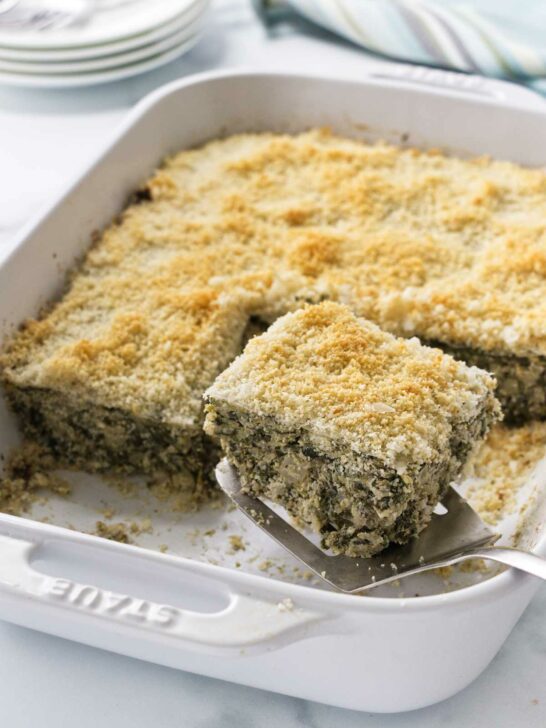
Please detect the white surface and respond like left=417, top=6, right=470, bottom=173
left=0, top=0, right=545, bottom=724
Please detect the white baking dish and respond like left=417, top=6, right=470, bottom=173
left=1, top=69, right=545, bottom=714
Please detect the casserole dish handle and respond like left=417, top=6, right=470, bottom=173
left=0, top=530, right=324, bottom=654
left=369, top=64, right=546, bottom=111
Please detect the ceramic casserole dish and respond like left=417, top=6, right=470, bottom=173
left=0, top=69, right=545, bottom=713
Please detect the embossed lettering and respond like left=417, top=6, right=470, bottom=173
left=41, top=579, right=180, bottom=630
left=103, top=592, right=131, bottom=614
left=45, top=578, right=73, bottom=599
left=154, top=605, right=179, bottom=627
left=122, top=599, right=151, bottom=622
left=72, top=585, right=102, bottom=608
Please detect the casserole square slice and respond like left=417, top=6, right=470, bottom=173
left=204, top=302, right=501, bottom=557
left=0, top=284, right=248, bottom=492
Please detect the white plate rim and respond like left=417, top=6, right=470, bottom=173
left=0, top=16, right=202, bottom=72
left=0, top=0, right=207, bottom=61
left=0, top=29, right=200, bottom=86
left=0, top=0, right=202, bottom=50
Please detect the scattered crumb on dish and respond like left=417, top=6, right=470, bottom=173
left=277, top=597, right=294, bottom=612
left=0, top=441, right=71, bottom=515
left=95, top=520, right=131, bottom=544
left=464, top=421, right=546, bottom=526
left=228, top=534, right=246, bottom=552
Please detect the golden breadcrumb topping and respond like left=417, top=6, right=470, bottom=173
left=2, top=285, right=248, bottom=425
left=206, top=303, right=499, bottom=472
left=2, top=129, right=545, bottom=423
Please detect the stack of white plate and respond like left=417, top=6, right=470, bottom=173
left=0, top=0, right=209, bottom=88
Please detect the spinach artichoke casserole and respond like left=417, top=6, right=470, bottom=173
left=2, top=129, right=543, bottom=552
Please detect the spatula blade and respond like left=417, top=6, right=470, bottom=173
left=215, top=459, right=499, bottom=593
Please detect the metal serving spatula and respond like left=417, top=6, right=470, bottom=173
left=215, top=459, right=546, bottom=593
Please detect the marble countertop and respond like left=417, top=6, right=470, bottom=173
left=0, top=1, right=545, bottom=725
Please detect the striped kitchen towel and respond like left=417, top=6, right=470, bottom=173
left=255, top=0, right=546, bottom=94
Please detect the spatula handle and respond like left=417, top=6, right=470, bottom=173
left=470, top=546, right=546, bottom=582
